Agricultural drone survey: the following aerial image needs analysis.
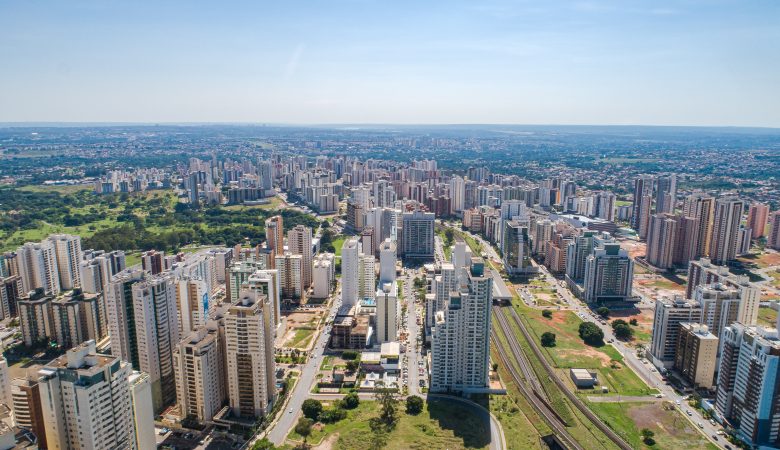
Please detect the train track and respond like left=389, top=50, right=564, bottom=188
left=504, top=306, right=633, bottom=450
left=491, top=306, right=584, bottom=450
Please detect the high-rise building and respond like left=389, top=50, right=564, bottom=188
left=287, top=225, right=313, bottom=289
left=375, top=281, right=398, bottom=344
left=264, top=216, right=284, bottom=261
left=225, top=291, right=276, bottom=418
left=129, top=371, right=157, bottom=450
left=312, top=253, right=335, bottom=299
left=430, top=258, right=492, bottom=394
left=173, top=320, right=226, bottom=422
left=49, top=234, right=82, bottom=290
left=502, top=219, right=536, bottom=274
left=38, top=340, right=153, bottom=450
left=401, top=211, right=435, bottom=260
left=341, top=238, right=360, bottom=308
left=649, top=296, right=702, bottom=368
left=673, top=323, right=718, bottom=390
left=141, top=250, right=165, bottom=275
left=686, top=258, right=760, bottom=326
left=0, top=275, right=22, bottom=320
left=16, top=241, right=60, bottom=296
left=107, top=271, right=179, bottom=412
left=378, top=239, right=396, bottom=284
left=582, top=243, right=633, bottom=304
left=11, top=374, right=47, bottom=449
left=655, top=175, right=677, bottom=214
left=716, top=324, right=780, bottom=448
left=275, top=252, right=304, bottom=301
left=709, top=197, right=744, bottom=264
left=565, top=231, right=596, bottom=283
left=769, top=211, right=780, bottom=250
left=746, top=203, right=769, bottom=240
left=683, top=192, right=715, bottom=258
left=695, top=283, right=758, bottom=339
left=449, top=175, right=465, bottom=214
left=631, top=176, right=653, bottom=239
left=242, top=269, right=282, bottom=328
left=51, top=290, right=107, bottom=350
left=646, top=213, right=678, bottom=269
left=18, top=293, right=55, bottom=346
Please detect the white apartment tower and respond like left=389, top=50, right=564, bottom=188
left=430, top=258, right=492, bottom=394
left=38, top=340, right=153, bottom=450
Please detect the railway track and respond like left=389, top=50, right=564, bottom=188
left=491, top=306, right=584, bottom=450
left=504, top=306, right=633, bottom=450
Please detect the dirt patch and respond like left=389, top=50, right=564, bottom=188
left=627, top=402, right=695, bottom=435
left=557, top=347, right=613, bottom=367
left=313, top=432, right=339, bottom=450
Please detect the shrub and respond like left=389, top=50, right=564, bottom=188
left=541, top=332, right=557, bottom=347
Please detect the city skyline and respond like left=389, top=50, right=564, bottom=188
left=1, top=0, right=779, bottom=126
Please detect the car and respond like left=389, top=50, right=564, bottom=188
left=288, top=409, right=293, bottom=414
left=698, top=422, right=704, bottom=428
left=711, top=435, right=718, bottom=441
left=687, top=410, right=693, bottom=416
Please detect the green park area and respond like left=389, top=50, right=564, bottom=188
left=0, top=186, right=318, bottom=254
left=515, top=304, right=654, bottom=397
left=588, top=402, right=717, bottom=450
left=284, top=399, right=491, bottom=450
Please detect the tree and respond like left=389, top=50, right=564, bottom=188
left=611, top=319, right=628, bottom=329
left=629, top=318, right=638, bottom=326
left=301, top=399, right=323, bottom=421
left=294, top=418, right=313, bottom=447
left=542, top=309, right=553, bottom=319
left=346, top=360, right=360, bottom=372
left=341, top=350, right=359, bottom=360
left=343, top=392, right=360, bottom=409
left=406, top=395, right=424, bottom=415
left=614, top=323, right=634, bottom=340
left=596, top=307, right=610, bottom=318
left=319, top=407, right=347, bottom=423
left=444, top=228, right=455, bottom=244
left=374, top=382, right=399, bottom=429
left=541, top=332, right=557, bottom=347
left=640, top=428, right=655, bottom=445
left=492, top=362, right=499, bottom=372
left=578, top=322, right=604, bottom=346
left=252, top=438, right=276, bottom=450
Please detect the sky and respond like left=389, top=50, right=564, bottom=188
left=1, top=0, right=778, bottom=127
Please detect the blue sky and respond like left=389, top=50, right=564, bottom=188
left=1, top=0, right=778, bottom=126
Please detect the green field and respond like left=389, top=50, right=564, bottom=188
left=758, top=306, right=778, bottom=328
left=333, top=236, right=347, bottom=257
left=514, top=304, right=655, bottom=397
left=588, top=402, right=718, bottom=450
left=288, top=328, right=316, bottom=349
left=285, top=399, right=491, bottom=450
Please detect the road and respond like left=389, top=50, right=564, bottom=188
left=261, top=291, right=342, bottom=446
left=401, top=270, right=424, bottom=396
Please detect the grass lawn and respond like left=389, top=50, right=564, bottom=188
left=758, top=306, right=778, bottom=328
left=286, top=399, right=492, bottom=450
left=319, top=356, right=334, bottom=371
left=333, top=236, right=347, bottom=257
left=125, top=252, right=141, bottom=267
left=588, top=402, right=718, bottom=450
left=288, top=328, right=315, bottom=349
left=514, top=304, right=655, bottom=397
left=18, top=184, right=93, bottom=194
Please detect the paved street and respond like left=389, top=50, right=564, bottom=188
left=262, top=292, right=342, bottom=446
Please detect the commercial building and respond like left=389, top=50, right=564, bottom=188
left=582, top=243, right=634, bottom=304
left=673, top=323, right=718, bottom=390
left=401, top=210, right=435, bottom=260
left=225, top=291, right=276, bottom=418
left=502, top=219, right=536, bottom=274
